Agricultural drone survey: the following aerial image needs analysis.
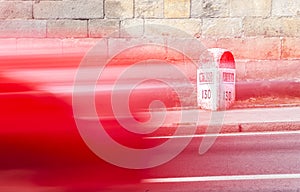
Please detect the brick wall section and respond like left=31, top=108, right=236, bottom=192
left=0, top=0, right=299, bottom=81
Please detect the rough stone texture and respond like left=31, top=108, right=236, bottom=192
left=34, top=0, right=103, bottom=19
left=164, top=38, right=208, bottom=63
left=241, top=60, right=300, bottom=81
left=244, top=17, right=300, bottom=37
left=243, top=61, right=256, bottom=80
left=62, top=38, right=99, bottom=54
left=244, top=60, right=278, bottom=80
left=0, top=1, right=32, bottom=19
left=120, top=19, right=144, bottom=37
left=47, top=20, right=87, bottom=38
left=191, top=0, right=229, bottom=18
left=197, top=38, right=217, bottom=49
left=105, top=0, right=134, bottom=19
left=89, top=19, right=120, bottom=38
left=230, top=0, right=271, bottom=17
left=108, top=37, right=166, bottom=58
left=272, top=0, right=300, bottom=16
left=282, top=38, right=300, bottom=59
left=202, top=18, right=242, bottom=38
left=135, top=0, right=163, bottom=18
left=0, top=0, right=298, bottom=83
left=0, top=20, right=46, bottom=38
left=276, top=60, right=300, bottom=81
left=16, top=38, right=62, bottom=55
left=144, top=19, right=201, bottom=38
left=164, top=0, right=190, bottom=18
left=235, top=60, right=246, bottom=81
left=216, top=38, right=281, bottom=60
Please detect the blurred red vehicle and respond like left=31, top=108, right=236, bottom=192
left=0, top=43, right=197, bottom=191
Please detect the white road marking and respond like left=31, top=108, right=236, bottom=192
left=142, top=173, right=300, bottom=183
left=145, top=130, right=300, bottom=139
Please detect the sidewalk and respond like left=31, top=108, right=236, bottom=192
left=154, top=106, right=300, bottom=134
left=153, top=79, right=300, bottom=134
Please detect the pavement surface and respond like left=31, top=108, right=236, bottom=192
left=152, top=106, right=300, bottom=134
left=119, top=105, right=300, bottom=191
left=137, top=131, right=300, bottom=192
left=1, top=104, right=299, bottom=191
left=3, top=124, right=300, bottom=191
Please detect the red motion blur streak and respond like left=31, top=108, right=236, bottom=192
left=0, top=53, right=139, bottom=191
left=0, top=46, right=195, bottom=190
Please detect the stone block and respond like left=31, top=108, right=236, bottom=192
left=135, top=0, right=163, bottom=18
left=230, top=0, right=271, bottom=17
left=34, top=0, right=103, bottom=19
left=164, top=0, right=190, bottom=18
left=89, top=19, right=120, bottom=38
left=191, top=0, right=229, bottom=18
left=0, top=1, right=32, bottom=19
left=47, top=20, right=88, bottom=38
left=105, top=0, right=133, bottom=19
left=0, top=20, right=46, bottom=38
left=202, top=18, right=242, bottom=38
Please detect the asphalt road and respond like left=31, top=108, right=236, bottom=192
left=135, top=130, right=300, bottom=192
left=2, top=120, right=300, bottom=191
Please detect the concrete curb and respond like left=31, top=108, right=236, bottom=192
left=155, top=107, right=300, bottom=134
left=167, top=122, right=300, bottom=135
left=202, top=121, right=300, bottom=134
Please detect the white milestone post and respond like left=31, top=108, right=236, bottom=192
left=197, top=48, right=236, bottom=111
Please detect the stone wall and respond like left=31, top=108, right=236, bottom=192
left=0, top=0, right=299, bottom=81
